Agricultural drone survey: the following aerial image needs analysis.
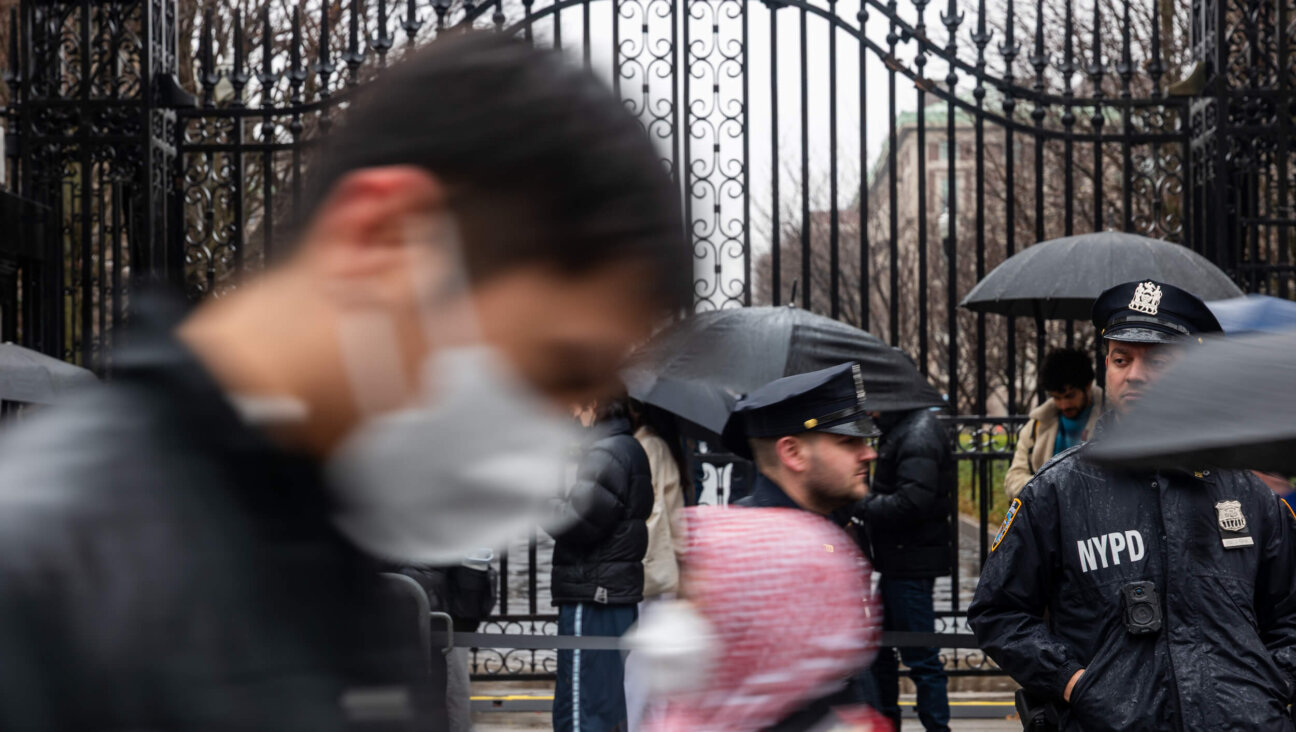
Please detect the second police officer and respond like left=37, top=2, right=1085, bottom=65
left=970, top=280, right=1296, bottom=731
left=724, top=361, right=880, bottom=517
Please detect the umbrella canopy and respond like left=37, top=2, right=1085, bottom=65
left=1206, top=294, right=1296, bottom=335
left=622, top=370, right=735, bottom=440
left=960, top=232, right=1243, bottom=320
left=631, top=306, right=944, bottom=413
left=1086, top=331, right=1296, bottom=474
left=0, top=342, right=97, bottom=405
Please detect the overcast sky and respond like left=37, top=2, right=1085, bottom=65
left=529, top=0, right=972, bottom=295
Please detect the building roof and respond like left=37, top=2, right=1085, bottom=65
left=865, top=95, right=980, bottom=191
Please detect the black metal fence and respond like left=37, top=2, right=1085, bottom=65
left=468, top=414, right=1023, bottom=679
left=2, top=0, right=1294, bottom=682
left=3, top=0, right=1294, bottom=388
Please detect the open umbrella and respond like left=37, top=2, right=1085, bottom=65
left=631, top=306, right=944, bottom=412
left=622, top=369, right=735, bottom=441
left=960, top=232, right=1243, bottom=320
left=0, top=343, right=97, bottom=405
left=1206, top=294, right=1296, bottom=335
left=1086, top=331, right=1296, bottom=474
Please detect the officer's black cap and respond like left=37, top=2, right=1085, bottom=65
left=1091, top=280, right=1223, bottom=345
left=721, top=362, right=880, bottom=458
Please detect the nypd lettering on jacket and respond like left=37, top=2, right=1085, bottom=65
left=1076, top=530, right=1145, bottom=572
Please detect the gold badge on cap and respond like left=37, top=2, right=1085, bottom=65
left=1129, top=281, right=1163, bottom=316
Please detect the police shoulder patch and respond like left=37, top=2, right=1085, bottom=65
left=1281, top=497, right=1296, bottom=524
left=991, top=498, right=1023, bottom=552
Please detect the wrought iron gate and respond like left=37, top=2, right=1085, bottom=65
left=2, top=0, right=1294, bottom=680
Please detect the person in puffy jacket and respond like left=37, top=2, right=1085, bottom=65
left=551, top=398, right=654, bottom=732
left=854, top=407, right=954, bottom=732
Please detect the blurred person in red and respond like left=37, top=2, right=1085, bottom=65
left=626, top=506, right=887, bottom=732
left=0, top=32, right=686, bottom=732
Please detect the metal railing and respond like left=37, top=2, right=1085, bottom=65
left=471, top=414, right=1026, bottom=680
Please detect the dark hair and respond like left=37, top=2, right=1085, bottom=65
left=595, top=397, right=631, bottom=424
left=1040, top=348, right=1095, bottom=393
left=628, top=398, right=695, bottom=496
left=309, top=32, right=689, bottom=309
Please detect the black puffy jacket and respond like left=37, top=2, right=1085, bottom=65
left=970, top=415, right=1296, bottom=731
left=550, top=416, right=653, bottom=605
left=856, top=409, right=954, bottom=578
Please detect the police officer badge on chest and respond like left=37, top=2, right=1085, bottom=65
left=1216, top=500, right=1254, bottom=548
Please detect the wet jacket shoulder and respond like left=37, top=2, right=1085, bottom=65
left=970, top=435, right=1296, bottom=732
left=551, top=417, right=653, bottom=605
left=0, top=328, right=363, bottom=731
left=856, top=409, right=953, bottom=578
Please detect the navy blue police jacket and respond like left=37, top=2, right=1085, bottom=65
left=969, top=415, right=1296, bottom=732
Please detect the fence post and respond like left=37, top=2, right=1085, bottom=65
left=13, top=0, right=182, bottom=367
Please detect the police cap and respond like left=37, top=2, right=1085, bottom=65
left=721, top=362, right=880, bottom=458
left=1091, top=280, right=1222, bottom=344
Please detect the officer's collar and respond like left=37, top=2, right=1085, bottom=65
left=748, top=474, right=804, bottom=510
left=593, top=415, right=634, bottom=438
left=1090, top=409, right=1119, bottom=441
left=1089, top=410, right=1216, bottom=480
left=747, top=474, right=854, bottom=527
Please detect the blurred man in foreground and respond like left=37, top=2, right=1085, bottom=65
left=0, top=33, right=686, bottom=731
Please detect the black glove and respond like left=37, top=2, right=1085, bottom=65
left=1014, top=688, right=1061, bottom=732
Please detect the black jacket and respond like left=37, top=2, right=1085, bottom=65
left=735, top=474, right=806, bottom=511
left=969, top=415, right=1296, bottom=732
left=0, top=300, right=374, bottom=731
left=856, top=409, right=954, bottom=578
left=396, top=564, right=497, bottom=632
left=550, top=417, right=653, bottom=605
left=737, top=474, right=852, bottom=531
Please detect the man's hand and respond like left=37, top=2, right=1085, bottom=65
left=1064, top=669, right=1085, bottom=702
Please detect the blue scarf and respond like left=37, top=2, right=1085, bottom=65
left=1055, top=402, right=1093, bottom=453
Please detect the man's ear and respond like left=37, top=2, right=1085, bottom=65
left=775, top=435, right=809, bottom=474
left=302, top=166, right=448, bottom=287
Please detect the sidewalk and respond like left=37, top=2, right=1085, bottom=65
left=470, top=681, right=1021, bottom=731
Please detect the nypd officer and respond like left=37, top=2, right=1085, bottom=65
left=970, top=280, right=1296, bottom=731
left=722, top=362, right=879, bottom=515
left=721, top=362, right=882, bottom=723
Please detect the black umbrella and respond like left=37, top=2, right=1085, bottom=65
left=631, top=306, right=945, bottom=413
left=0, top=343, right=97, bottom=405
left=960, top=232, right=1244, bottom=320
left=622, top=369, right=735, bottom=441
left=1087, top=331, right=1296, bottom=474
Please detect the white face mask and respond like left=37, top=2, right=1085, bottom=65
left=326, top=218, right=582, bottom=565
left=621, top=600, right=716, bottom=696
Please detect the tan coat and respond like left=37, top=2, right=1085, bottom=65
left=1004, top=385, right=1104, bottom=498
left=634, top=426, right=688, bottom=598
